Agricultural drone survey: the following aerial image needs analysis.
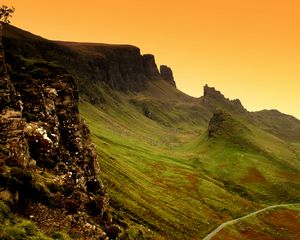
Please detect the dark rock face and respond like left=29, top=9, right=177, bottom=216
left=160, top=65, right=176, bottom=87
left=2, top=25, right=177, bottom=95
left=142, top=54, right=161, bottom=80
left=203, top=84, right=225, bottom=100
left=0, top=26, right=114, bottom=239
left=90, top=45, right=148, bottom=91
left=203, top=84, right=246, bottom=113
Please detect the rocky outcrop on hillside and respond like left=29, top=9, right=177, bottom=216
left=0, top=27, right=118, bottom=239
left=203, top=84, right=246, bottom=113
left=208, top=110, right=250, bottom=139
left=160, top=65, right=176, bottom=87
left=142, top=54, right=161, bottom=80
left=203, top=84, right=225, bottom=100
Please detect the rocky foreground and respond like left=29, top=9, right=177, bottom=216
left=0, top=24, right=119, bottom=239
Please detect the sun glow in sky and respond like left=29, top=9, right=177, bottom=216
left=3, top=0, right=300, bottom=119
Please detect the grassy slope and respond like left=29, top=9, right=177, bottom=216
left=187, top=113, right=300, bottom=205
left=213, top=205, right=300, bottom=240
left=0, top=201, right=70, bottom=240
left=80, top=103, right=253, bottom=239
left=79, top=82, right=300, bottom=239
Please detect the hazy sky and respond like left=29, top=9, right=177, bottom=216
left=3, top=0, right=300, bottom=119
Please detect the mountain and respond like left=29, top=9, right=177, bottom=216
left=3, top=24, right=176, bottom=102
left=1, top=24, right=300, bottom=240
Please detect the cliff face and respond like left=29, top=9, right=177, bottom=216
left=202, top=84, right=246, bottom=113
left=142, top=54, right=161, bottom=80
left=0, top=26, right=118, bottom=239
left=63, top=43, right=150, bottom=91
left=3, top=25, right=177, bottom=98
left=160, top=65, right=176, bottom=87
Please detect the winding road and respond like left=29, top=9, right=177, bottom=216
left=202, top=203, right=300, bottom=240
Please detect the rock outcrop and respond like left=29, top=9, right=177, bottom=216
left=142, top=54, right=161, bottom=80
left=208, top=110, right=250, bottom=139
left=0, top=25, right=117, bottom=239
left=160, top=65, right=176, bottom=87
left=203, top=84, right=225, bottom=100
left=203, top=84, right=246, bottom=113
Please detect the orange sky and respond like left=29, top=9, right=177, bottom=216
left=3, top=0, right=300, bottom=119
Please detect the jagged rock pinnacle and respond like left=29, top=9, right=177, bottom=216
left=203, top=84, right=225, bottom=99
left=203, top=84, right=246, bottom=113
left=142, top=54, right=161, bottom=80
left=160, top=65, right=176, bottom=87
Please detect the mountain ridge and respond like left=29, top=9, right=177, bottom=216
left=3, top=24, right=176, bottom=94
left=3, top=24, right=300, bottom=122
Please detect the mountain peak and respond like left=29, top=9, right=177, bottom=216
left=203, top=84, right=246, bottom=113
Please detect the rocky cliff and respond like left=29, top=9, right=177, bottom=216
left=160, top=65, right=176, bottom=87
left=202, top=84, right=246, bottom=113
left=142, top=54, right=161, bottom=80
left=0, top=25, right=118, bottom=239
left=3, top=25, right=177, bottom=100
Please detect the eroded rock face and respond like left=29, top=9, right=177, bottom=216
left=203, top=84, right=225, bottom=100
left=0, top=25, right=30, bottom=169
left=203, top=84, right=246, bottom=113
left=160, top=65, right=176, bottom=87
left=101, top=45, right=148, bottom=91
left=0, top=26, right=114, bottom=239
left=142, top=54, right=160, bottom=80
left=3, top=25, right=178, bottom=96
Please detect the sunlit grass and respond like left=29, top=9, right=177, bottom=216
left=79, top=94, right=300, bottom=239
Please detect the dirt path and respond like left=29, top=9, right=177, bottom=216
left=202, top=203, right=300, bottom=240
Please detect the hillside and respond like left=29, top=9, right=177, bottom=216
left=212, top=204, right=300, bottom=240
left=1, top=24, right=300, bottom=240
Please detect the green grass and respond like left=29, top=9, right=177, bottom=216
left=78, top=106, right=252, bottom=238
left=217, top=205, right=300, bottom=240
left=79, top=87, right=300, bottom=239
left=0, top=201, right=71, bottom=240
